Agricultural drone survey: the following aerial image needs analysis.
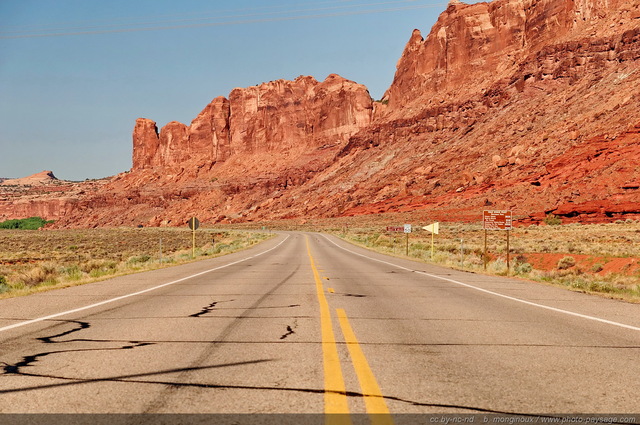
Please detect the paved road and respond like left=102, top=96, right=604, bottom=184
left=1, top=232, right=639, bottom=420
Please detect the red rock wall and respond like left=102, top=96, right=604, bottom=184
left=0, top=198, right=76, bottom=221
left=131, top=118, right=159, bottom=169
left=187, top=96, right=231, bottom=165
left=383, top=0, right=630, bottom=112
left=132, top=74, right=372, bottom=170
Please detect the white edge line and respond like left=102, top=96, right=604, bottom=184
left=0, top=234, right=291, bottom=333
left=320, top=234, right=640, bottom=333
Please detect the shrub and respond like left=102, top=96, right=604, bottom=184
left=213, top=243, right=230, bottom=254
left=0, top=275, right=9, bottom=293
left=591, top=263, right=604, bottom=273
left=514, top=262, right=533, bottom=275
left=488, top=258, right=508, bottom=276
left=557, top=256, right=576, bottom=270
left=128, top=255, right=151, bottom=264
left=374, top=234, right=394, bottom=248
left=544, top=214, right=562, bottom=226
left=20, top=267, right=49, bottom=286
left=63, top=265, right=83, bottom=281
left=81, top=259, right=117, bottom=274
left=0, top=217, right=53, bottom=230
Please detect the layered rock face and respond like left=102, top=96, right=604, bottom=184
left=0, top=176, right=106, bottom=222
left=317, top=0, right=640, bottom=223
left=382, top=0, right=634, bottom=112
left=132, top=75, right=372, bottom=170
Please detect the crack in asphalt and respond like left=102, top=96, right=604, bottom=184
left=0, top=360, right=273, bottom=393
left=17, top=339, right=638, bottom=348
left=0, top=320, right=154, bottom=376
left=279, top=325, right=295, bottom=340
left=190, top=301, right=219, bottom=318
left=143, top=263, right=303, bottom=413
left=189, top=300, right=302, bottom=319
left=36, top=320, right=90, bottom=344
left=1, top=344, right=153, bottom=375
left=214, top=304, right=301, bottom=310
left=0, top=366, right=546, bottom=416
left=279, top=317, right=299, bottom=341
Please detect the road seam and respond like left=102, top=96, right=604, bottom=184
left=321, top=234, right=640, bottom=333
left=0, top=235, right=291, bottom=334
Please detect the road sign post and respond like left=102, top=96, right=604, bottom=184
left=188, top=217, right=200, bottom=258
left=484, top=229, right=488, bottom=270
left=386, top=225, right=412, bottom=255
left=422, top=222, right=439, bottom=260
left=403, top=224, right=411, bottom=256
left=482, top=210, right=513, bottom=273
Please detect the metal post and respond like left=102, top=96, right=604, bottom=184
left=506, top=230, right=510, bottom=274
left=406, top=233, right=409, bottom=256
left=484, top=230, right=488, bottom=271
left=192, top=229, right=196, bottom=258
left=159, top=238, right=162, bottom=264
left=431, top=231, right=434, bottom=260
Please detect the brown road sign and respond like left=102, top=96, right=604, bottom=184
left=483, top=210, right=512, bottom=230
left=386, top=226, right=404, bottom=232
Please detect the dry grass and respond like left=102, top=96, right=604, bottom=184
left=225, top=219, right=640, bottom=302
left=7, top=219, right=635, bottom=301
left=0, top=227, right=273, bottom=298
left=325, top=221, right=640, bottom=302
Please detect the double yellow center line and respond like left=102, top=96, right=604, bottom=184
left=306, top=236, right=394, bottom=425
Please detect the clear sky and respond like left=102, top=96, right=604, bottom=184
left=0, top=0, right=471, bottom=181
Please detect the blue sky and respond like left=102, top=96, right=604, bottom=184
left=0, top=0, right=467, bottom=180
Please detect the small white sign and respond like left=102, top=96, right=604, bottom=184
left=404, top=224, right=412, bottom=234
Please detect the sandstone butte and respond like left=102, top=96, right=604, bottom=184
left=1, top=0, right=639, bottom=228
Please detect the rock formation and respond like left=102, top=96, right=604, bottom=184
left=382, top=0, right=636, bottom=113
left=3, top=0, right=639, bottom=227
left=132, top=75, right=372, bottom=171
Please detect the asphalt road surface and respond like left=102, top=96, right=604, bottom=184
left=1, top=232, right=639, bottom=422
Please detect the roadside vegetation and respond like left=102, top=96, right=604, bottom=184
left=0, top=216, right=53, bottom=230
left=329, top=220, right=640, bottom=303
left=0, top=227, right=273, bottom=299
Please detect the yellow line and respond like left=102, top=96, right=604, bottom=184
left=337, top=308, right=395, bottom=425
left=305, top=236, right=351, bottom=422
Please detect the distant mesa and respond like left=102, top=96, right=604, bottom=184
left=1, top=170, right=59, bottom=186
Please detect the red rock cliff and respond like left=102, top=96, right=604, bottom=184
left=383, top=0, right=632, bottom=113
left=132, top=74, right=372, bottom=170
left=131, top=119, right=159, bottom=169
